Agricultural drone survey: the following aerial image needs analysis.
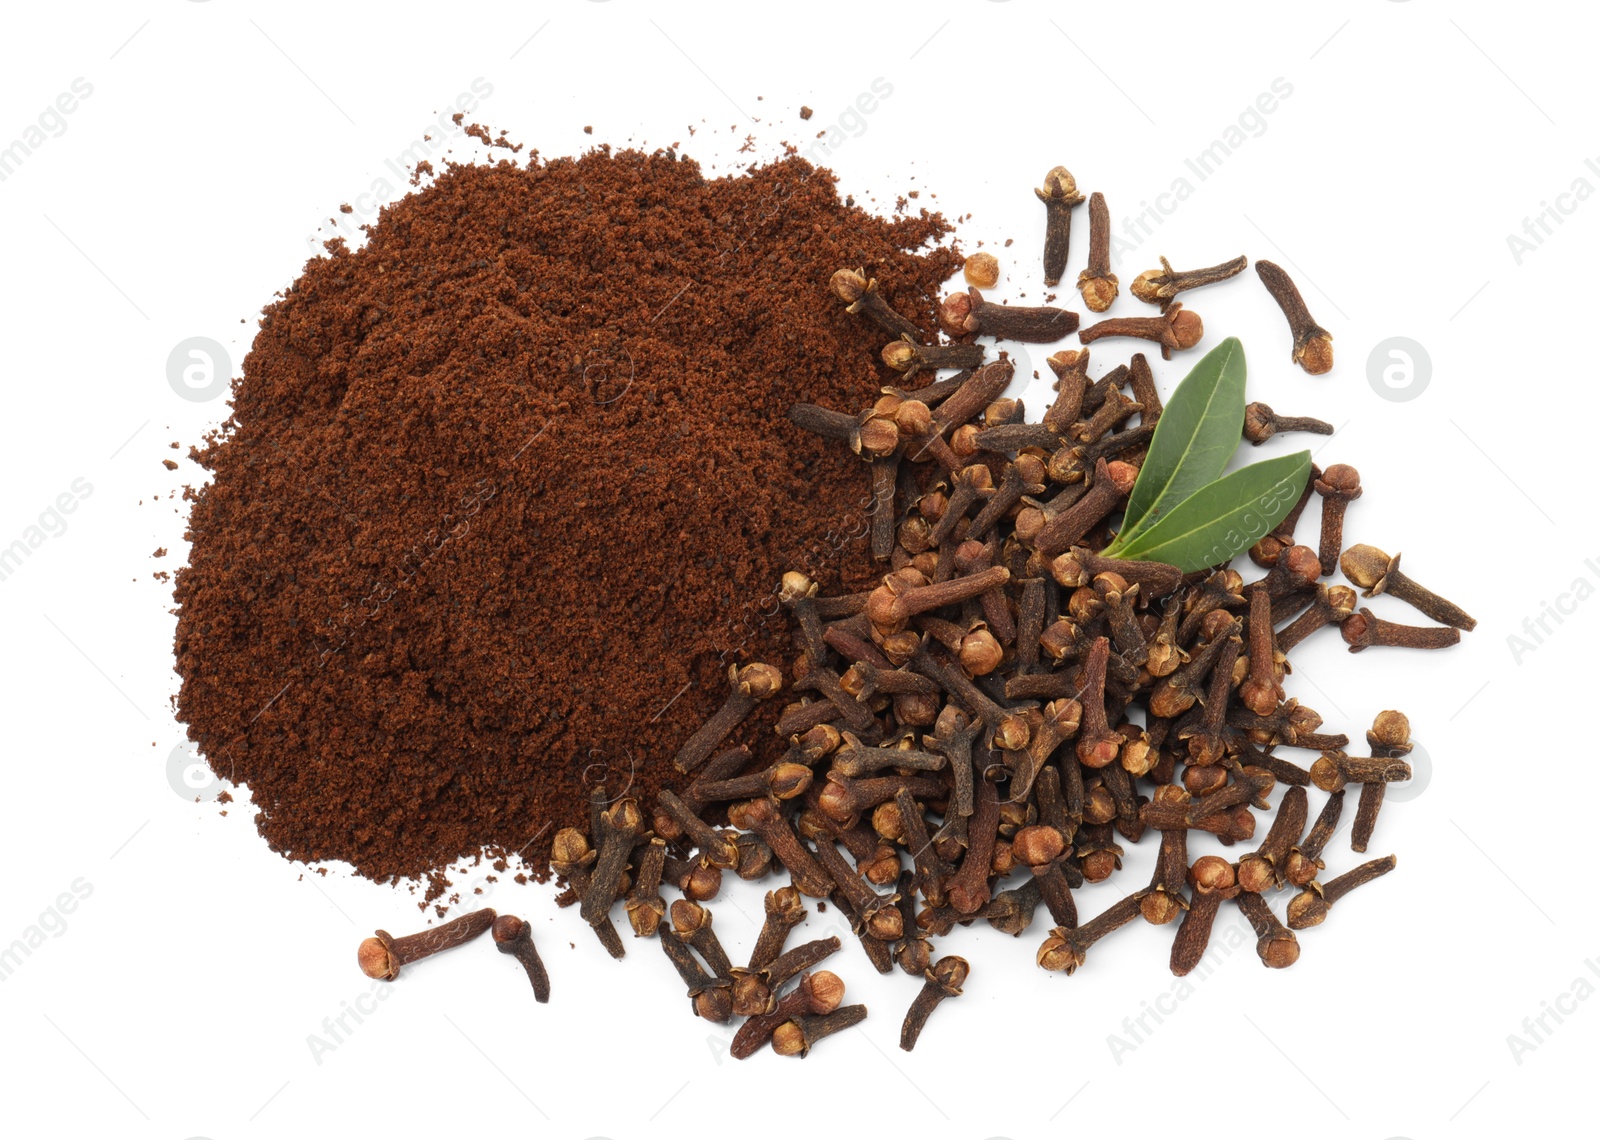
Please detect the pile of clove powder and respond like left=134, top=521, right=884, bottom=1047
left=358, top=163, right=1473, bottom=1057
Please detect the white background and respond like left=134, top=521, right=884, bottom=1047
left=0, top=2, right=1590, bottom=1137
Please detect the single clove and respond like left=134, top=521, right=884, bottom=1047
left=1340, top=544, right=1476, bottom=631
left=882, top=335, right=986, bottom=379
left=1313, top=464, right=1362, bottom=577
left=1287, top=854, right=1398, bottom=928
left=1035, top=165, right=1085, bottom=286
left=1256, top=259, right=1333, bottom=375
left=1078, top=304, right=1204, bottom=360
left=1131, top=254, right=1248, bottom=311
left=492, top=915, right=551, bottom=1003
left=1341, top=608, right=1461, bottom=653
left=830, top=267, right=921, bottom=340
left=962, top=287, right=1079, bottom=343
left=1243, top=402, right=1334, bottom=445
left=1076, top=192, right=1118, bottom=312
left=1037, top=891, right=1145, bottom=974
left=772, top=1003, right=869, bottom=1057
left=1234, top=890, right=1300, bottom=968
left=1170, top=856, right=1240, bottom=976
left=900, top=955, right=970, bottom=1051
left=357, top=908, right=497, bottom=981
left=673, top=663, right=785, bottom=773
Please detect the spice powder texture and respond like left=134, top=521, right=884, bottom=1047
left=173, top=148, right=957, bottom=887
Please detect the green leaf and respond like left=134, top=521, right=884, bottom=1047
left=1108, top=337, right=1247, bottom=555
left=1110, top=450, right=1313, bottom=573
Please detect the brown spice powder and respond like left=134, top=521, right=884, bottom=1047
left=174, top=146, right=957, bottom=892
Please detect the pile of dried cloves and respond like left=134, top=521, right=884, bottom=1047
left=362, top=165, right=1474, bottom=1058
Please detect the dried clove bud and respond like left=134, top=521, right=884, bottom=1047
left=357, top=908, right=497, bottom=981
left=1256, top=259, right=1333, bottom=375
left=900, top=955, right=970, bottom=1051
left=1036, top=165, right=1085, bottom=286
left=1340, top=544, right=1476, bottom=631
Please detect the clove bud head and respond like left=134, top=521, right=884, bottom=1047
left=1243, top=401, right=1282, bottom=444
left=550, top=827, right=594, bottom=869
left=1340, top=544, right=1399, bottom=594
left=1297, top=332, right=1334, bottom=376
left=1036, top=165, right=1083, bottom=204
left=964, top=251, right=1000, bottom=289
left=938, top=292, right=973, bottom=338
left=357, top=935, right=399, bottom=980
left=1129, top=269, right=1166, bottom=305
left=959, top=627, right=1004, bottom=676
left=1079, top=270, right=1119, bottom=313
left=1012, top=825, right=1066, bottom=871
left=779, top=571, right=817, bottom=606
left=829, top=267, right=868, bottom=303
left=1168, top=307, right=1205, bottom=349
left=736, top=662, right=784, bottom=699
left=881, top=337, right=918, bottom=372
left=1368, top=709, right=1412, bottom=754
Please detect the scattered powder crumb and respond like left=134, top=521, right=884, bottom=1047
left=154, top=571, right=170, bottom=582
left=339, top=203, right=354, bottom=214
left=169, top=441, right=180, bottom=449
left=163, top=459, right=178, bottom=471
left=1004, top=238, right=1014, bottom=247
left=584, top=125, right=593, bottom=134
left=909, top=191, right=919, bottom=199
left=799, top=105, right=813, bottom=120
left=153, top=547, right=167, bottom=558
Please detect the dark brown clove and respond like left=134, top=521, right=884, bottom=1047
left=625, top=837, right=668, bottom=938
left=673, top=663, right=785, bottom=773
left=830, top=268, right=920, bottom=340
left=659, top=927, right=732, bottom=1022
left=1341, top=608, right=1460, bottom=653
left=581, top=798, right=646, bottom=926
left=1078, top=304, right=1204, bottom=360
left=1237, top=785, right=1309, bottom=893
left=1170, top=856, right=1240, bottom=976
left=1287, top=854, right=1397, bottom=928
left=1256, top=259, right=1333, bottom=375
left=1312, top=464, right=1361, bottom=577
left=1340, top=544, right=1476, bottom=631
left=963, top=287, right=1079, bottom=342
left=1243, top=401, right=1334, bottom=445
left=1037, top=891, right=1145, bottom=974
left=357, top=908, right=497, bottom=981
left=1276, top=584, right=1358, bottom=652
left=492, top=915, right=551, bottom=1003
left=1283, top=791, right=1345, bottom=887
left=772, top=1003, right=869, bottom=1057
left=1131, top=254, right=1248, bottom=312
left=1077, top=192, right=1118, bottom=312
left=882, top=335, right=986, bottom=379
left=1234, top=891, right=1300, bottom=968
left=900, top=955, right=970, bottom=1051
left=1036, top=165, right=1085, bottom=286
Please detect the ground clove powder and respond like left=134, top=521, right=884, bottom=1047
left=174, top=146, right=958, bottom=892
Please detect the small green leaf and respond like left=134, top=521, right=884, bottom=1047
left=1109, top=337, right=1247, bottom=555
left=1111, top=450, right=1313, bottom=573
